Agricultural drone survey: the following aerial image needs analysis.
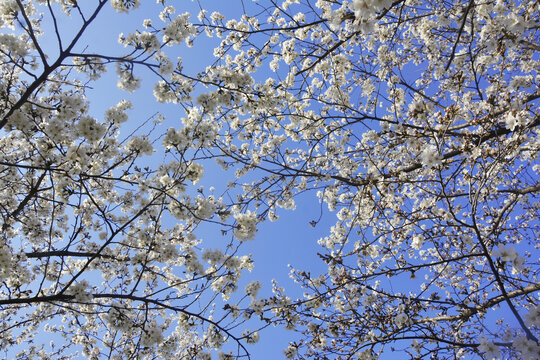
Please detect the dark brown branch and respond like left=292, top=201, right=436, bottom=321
left=2, top=170, right=47, bottom=231
left=15, top=0, right=48, bottom=68
left=471, top=207, right=538, bottom=343
left=445, top=0, right=475, bottom=71
left=415, top=282, right=540, bottom=324
left=25, top=251, right=118, bottom=260
left=499, top=184, right=540, bottom=195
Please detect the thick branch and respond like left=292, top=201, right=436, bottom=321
left=415, top=282, right=540, bottom=324
left=25, top=251, right=118, bottom=260
left=445, top=0, right=475, bottom=71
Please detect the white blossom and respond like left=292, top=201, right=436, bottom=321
left=234, top=211, right=258, bottom=241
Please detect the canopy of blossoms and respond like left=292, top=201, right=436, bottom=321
left=188, top=0, right=539, bottom=359
left=0, top=0, right=538, bottom=359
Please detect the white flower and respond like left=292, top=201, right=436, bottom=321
left=511, top=256, right=526, bottom=275
left=195, top=196, right=217, bottom=219
left=117, top=74, right=141, bottom=93
left=210, top=11, right=225, bottom=23
left=411, top=235, right=424, bottom=250
left=505, top=111, right=529, bottom=131
left=163, top=13, right=195, bottom=45
left=513, top=335, right=540, bottom=360
left=116, top=63, right=141, bottom=93
left=141, top=323, right=163, bottom=347
left=111, top=0, right=140, bottom=13
left=154, top=81, right=176, bottom=103
left=479, top=337, right=500, bottom=359
left=105, top=100, right=132, bottom=123
left=218, top=351, right=234, bottom=360
left=103, top=305, right=133, bottom=331
left=202, top=249, right=224, bottom=265
left=205, top=326, right=224, bottom=348
left=244, top=280, right=262, bottom=298
left=234, top=211, right=258, bottom=241
left=525, top=305, right=540, bottom=327
left=492, top=245, right=518, bottom=262
left=69, top=280, right=92, bottom=302
left=281, top=39, right=297, bottom=64
left=126, top=135, right=154, bottom=155
left=0, top=246, right=12, bottom=281
left=505, top=113, right=519, bottom=131
left=394, top=313, right=408, bottom=327
left=121, top=31, right=160, bottom=53
left=156, top=54, right=174, bottom=75
left=242, top=330, right=260, bottom=344
left=77, top=116, right=105, bottom=143
left=284, top=344, right=298, bottom=359
left=186, top=162, right=204, bottom=184
left=420, top=145, right=442, bottom=168
left=269, top=58, right=279, bottom=72
left=356, top=350, right=374, bottom=360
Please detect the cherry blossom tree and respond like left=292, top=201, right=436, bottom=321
left=187, top=0, right=540, bottom=359
left=1, top=0, right=539, bottom=359
left=0, top=1, right=264, bottom=359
